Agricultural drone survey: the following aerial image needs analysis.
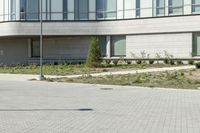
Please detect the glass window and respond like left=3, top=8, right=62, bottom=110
left=124, top=0, right=134, bottom=18
left=0, top=0, right=3, bottom=21
left=168, top=0, right=183, bottom=15
left=192, top=0, right=200, bottom=13
left=136, top=0, right=140, bottom=17
left=106, top=0, right=117, bottom=18
left=20, top=0, right=26, bottom=19
left=96, top=0, right=104, bottom=19
left=96, top=0, right=117, bottom=19
left=26, top=0, right=39, bottom=20
left=99, top=36, right=107, bottom=57
left=51, top=0, right=63, bottom=20
left=11, top=0, right=16, bottom=20
left=31, top=40, right=40, bottom=57
left=63, top=0, right=68, bottom=19
left=153, top=0, right=165, bottom=16
left=193, top=33, right=200, bottom=56
left=111, top=36, right=126, bottom=57
left=75, top=0, right=89, bottom=20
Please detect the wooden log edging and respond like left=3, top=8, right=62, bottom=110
left=102, top=58, right=200, bottom=61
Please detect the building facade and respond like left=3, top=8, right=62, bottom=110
left=0, top=0, right=200, bottom=65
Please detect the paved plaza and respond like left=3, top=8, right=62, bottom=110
left=0, top=80, right=200, bottom=133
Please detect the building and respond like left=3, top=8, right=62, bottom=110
left=0, top=0, right=200, bottom=65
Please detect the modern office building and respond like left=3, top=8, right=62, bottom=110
left=0, top=0, right=200, bottom=65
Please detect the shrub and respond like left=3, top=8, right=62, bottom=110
left=86, top=37, right=102, bottom=67
left=126, top=60, right=132, bottom=65
left=105, top=60, right=111, bottom=65
left=164, top=58, right=169, bottom=64
left=113, top=60, right=119, bottom=65
left=163, top=51, right=174, bottom=65
left=155, top=53, right=161, bottom=64
left=148, top=60, right=154, bottom=64
left=63, top=60, right=69, bottom=66
left=136, top=60, right=142, bottom=64
left=188, top=60, right=194, bottom=65
left=78, top=61, right=83, bottom=65
left=195, top=62, right=200, bottom=69
left=54, top=62, right=58, bottom=65
left=169, top=60, right=175, bottom=65
left=140, top=51, right=147, bottom=59
left=176, top=60, right=183, bottom=65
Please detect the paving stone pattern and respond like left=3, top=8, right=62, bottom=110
left=0, top=81, right=200, bottom=133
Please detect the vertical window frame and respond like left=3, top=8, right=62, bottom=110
left=63, top=0, right=68, bottom=20
left=31, top=39, right=40, bottom=58
left=111, top=36, right=126, bottom=57
left=168, top=0, right=184, bottom=16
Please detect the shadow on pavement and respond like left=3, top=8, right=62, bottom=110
left=0, top=108, right=94, bottom=112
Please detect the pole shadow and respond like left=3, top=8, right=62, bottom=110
left=0, top=108, right=94, bottom=112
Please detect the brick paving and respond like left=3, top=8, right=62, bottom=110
left=0, top=80, right=200, bottom=133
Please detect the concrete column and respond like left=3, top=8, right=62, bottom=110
left=106, top=36, right=111, bottom=58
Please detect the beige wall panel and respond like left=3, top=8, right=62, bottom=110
left=126, top=33, right=193, bottom=58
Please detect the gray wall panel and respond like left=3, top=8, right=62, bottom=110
left=0, top=38, right=28, bottom=65
left=43, top=37, right=90, bottom=59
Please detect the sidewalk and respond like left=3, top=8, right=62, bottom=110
left=0, top=65, right=196, bottom=81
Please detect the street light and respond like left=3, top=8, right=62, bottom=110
left=39, top=0, right=45, bottom=80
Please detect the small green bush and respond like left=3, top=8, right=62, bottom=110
left=195, top=62, right=200, bottom=69
left=188, top=60, right=194, bottom=65
left=148, top=60, right=154, bottom=64
left=126, top=60, right=132, bottom=65
left=54, top=62, right=58, bottom=65
left=86, top=37, right=102, bottom=68
left=63, top=60, right=69, bottom=66
left=176, top=60, right=183, bottom=65
left=113, top=60, right=119, bottom=65
left=169, top=60, right=175, bottom=65
left=164, top=58, right=169, bottom=64
left=136, top=60, right=142, bottom=64
left=105, top=60, right=111, bottom=65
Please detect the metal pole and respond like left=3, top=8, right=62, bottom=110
left=39, top=0, right=45, bottom=80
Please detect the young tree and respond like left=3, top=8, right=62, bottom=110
left=86, top=37, right=102, bottom=67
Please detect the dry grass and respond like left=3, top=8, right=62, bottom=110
left=49, top=69, right=200, bottom=89
left=0, top=63, right=181, bottom=76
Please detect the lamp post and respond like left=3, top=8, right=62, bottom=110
left=39, top=0, right=45, bottom=80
